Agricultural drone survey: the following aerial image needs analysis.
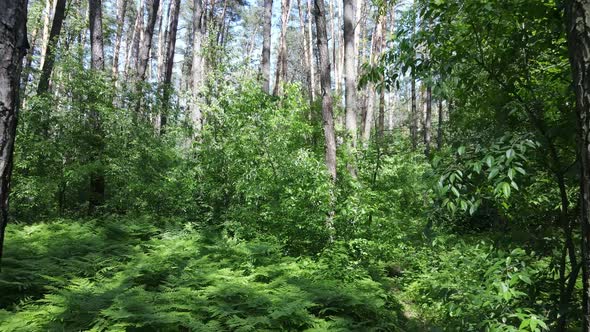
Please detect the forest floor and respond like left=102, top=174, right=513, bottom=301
left=0, top=217, right=429, bottom=331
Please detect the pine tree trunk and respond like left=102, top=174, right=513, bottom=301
left=136, top=0, right=160, bottom=82
left=297, top=0, right=314, bottom=102
left=437, top=99, right=443, bottom=149
left=423, top=85, right=432, bottom=157
left=314, top=0, right=337, bottom=181
left=343, top=0, right=358, bottom=152
left=88, top=0, right=105, bottom=214
left=37, top=0, right=67, bottom=94
left=0, top=0, right=28, bottom=266
left=565, top=1, right=590, bottom=330
left=159, top=0, right=181, bottom=133
left=112, top=0, right=128, bottom=78
left=191, top=0, right=207, bottom=134
left=410, top=77, right=417, bottom=149
left=124, top=0, right=143, bottom=78
left=261, top=0, right=273, bottom=93
left=273, top=0, right=292, bottom=96
left=361, top=12, right=384, bottom=145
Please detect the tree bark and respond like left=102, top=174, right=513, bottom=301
left=273, top=0, right=292, bottom=96
left=112, top=0, right=128, bottom=78
left=423, top=85, right=432, bottom=157
left=297, top=0, right=314, bottom=102
left=410, top=76, right=417, bottom=149
left=314, top=0, right=337, bottom=181
left=261, top=0, right=273, bottom=93
left=136, top=0, right=160, bottom=82
left=37, top=0, right=67, bottom=94
left=191, top=0, right=207, bottom=133
left=565, top=1, right=590, bottom=330
left=361, top=12, right=384, bottom=145
left=88, top=0, right=105, bottom=213
left=159, top=0, right=181, bottom=133
left=437, top=99, right=443, bottom=149
left=124, top=0, right=143, bottom=78
left=343, top=0, right=358, bottom=152
left=0, top=0, right=28, bottom=266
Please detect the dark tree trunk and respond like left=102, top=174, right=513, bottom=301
left=89, top=0, right=105, bottom=70
left=88, top=0, right=105, bottom=213
left=37, top=0, right=67, bottom=94
left=423, top=85, right=432, bottom=157
left=565, top=1, right=590, bottom=330
left=136, top=0, right=160, bottom=82
left=314, top=0, right=337, bottom=181
left=159, top=0, right=181, bottom=133
left=0, top=0, right=28, bottom=266
left=261, top=0, right=273, bottom=93
left=273, top=0, right=291, bottom=96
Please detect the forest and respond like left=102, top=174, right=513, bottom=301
left=1, top=0, right=590, bottom=330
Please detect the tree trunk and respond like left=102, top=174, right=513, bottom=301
left=343, top=0, right=358, bottom=152
left=0, top=0, right=28, bottom=266
left=112, top=0, right=128, bottom=78
left=89, top=0, right=105, bottom=70
left=261, top=0, right=273, bottom=93
left=314, top=0, right=337, bottom=181
left=410, top=77, right=417, bottom=149
left=297, top=0, right=314, bottom=102
left=307, top=0, right=316, bottom=99
left=156, top=0, right=168, bottom=82
left=437, top=99, right=443, bottom=149
left=136, top=0, right=160, bottom=82
left=423, top=85, right=432, bottom=157
left=37, top=0, right=67, bottom=94
left=88, top=0, right=105, bottom=213
left=361, top=12, right=385, bottom=145
left=565, top=1, right=590, bottom=330
left=190, top=0, right=208, bottom=134
left=124, top=0, right=143, bottom=79
left=273, top=0, right=292, bottom=96
left=159, top=0, right=181, bottom=133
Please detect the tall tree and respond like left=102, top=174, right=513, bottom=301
left=88, top=0, right=105, bottom=213
left=565, top=1, right=590, bottom=330
left=296, top=0, right=314, bottom=102
left=0, top=0, right=28, bottom=265
left=343, top=0, right=358, bottom=152
left=273, top=0, right=292, bottom=96
left=410, top=77, right=417, bottom=148
left=159, top=0, right=181, bottom=132
left=261, top=0, right=273, bottom=93
left=314, top=0, right=337, bottom=181
left=136, top=0, right=160, bottom=82
left=191, top=0, right=207, bottom=133
left=111, top=0, right=128, bottom=78
left=361, top=11, right=385, bottom=144
left=37, top=0, right=67, bottom=94
left=423, top=85, right=431, bottom=157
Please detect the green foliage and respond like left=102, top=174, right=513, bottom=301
left=0, top=218, right=404, bottom=331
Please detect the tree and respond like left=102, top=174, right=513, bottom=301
left=112, top=0, right=128, bottom=78
left=261, top=0, right=273, bottom=93
left=159, top=0, right=181, bottom=132
left=191, top=0, right=207, bottom=133
left=423, top=85, right=431, bottom=157
left=37, top=0, right=67, bottom=94
left=0, top=0, right=28, bottom=265
left=314, top=0, right=337, bottom=181
left=565, top=1, right=590, bottom=330
left=273, top=0, right=292, bottom=96
left=136, top=0, right=160, bottom=82
left=343, top=0, right=358, bottom=153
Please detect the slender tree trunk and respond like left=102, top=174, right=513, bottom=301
left=39, top=0, right=53, bottom=72
left=88, top=0, right=105, bottom=213
left=191, top=0, right=207, bottom=133
left=307, top=0, right=316, bottom=98
left=565, top=1, right=590, bottom=330
left=343, top=0, right=358, bottom=175
left=273, top=0, right=292, bottom=96
left=136, top=0, right=160, bottom=82
left=297, top=0, right=314, bottom=102
left=361, top=12, right=384, bottom=145
left=423, top=85, right=432, bottom=157
left=112, top=0, right=128, bottom=78
left=156, top=0, right=167, bottom=82
left=410, top=76, right=417, bottom=149
left=124, top=0, right=143, bottom=79
left=0, top=0, right=28, bottom=266
left=159, top=0, right=180, bottom=133
left=437, top=99, right=443, bottom=149
left=37, top=0, right=67, bottom=94
left=314, top=0, right=337, bottom=181
left=261, top=0, right=273, bottom=93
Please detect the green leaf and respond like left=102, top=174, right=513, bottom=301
left=488, top=168, right=499, bottom=180
left=458, top=146, right=465, bottom=156
left=506, top=148, right=515, bottom=159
